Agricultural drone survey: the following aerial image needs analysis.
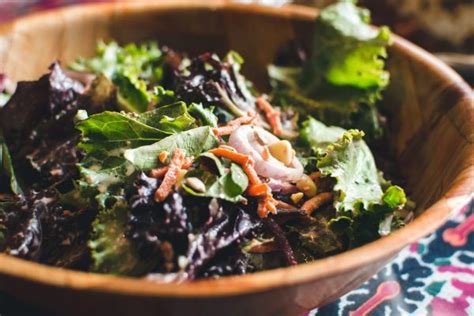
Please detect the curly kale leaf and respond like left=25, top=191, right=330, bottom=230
left=89, top=197, right=154, bottom=275
left=307, top=120, right=407, bottom=242
left=301, top=0, right=390, bottom=97
left=269, top=1, right=390, bottom=140
left=317, top=129, right=383, bottom=214
left=299, top=116, right=345, bottom=154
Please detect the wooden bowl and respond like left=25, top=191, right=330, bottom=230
left=0, top=1, right=472, bottom=315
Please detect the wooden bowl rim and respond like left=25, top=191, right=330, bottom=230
left=0, top=0, right=472, bottom=298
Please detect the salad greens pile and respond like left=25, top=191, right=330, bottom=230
left=269, top=0, right=391, bottom=140
left=0, top=1, right=412, bottom=280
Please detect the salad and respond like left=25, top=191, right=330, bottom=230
left=0, top=1, right=413, bottom=281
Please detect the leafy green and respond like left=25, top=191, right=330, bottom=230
left=382, top=185, right=407, bottom=209
left=269, top=0, right=391, bottom=140
left=188, top=103, right=218, bottom=127
left=183, top=153, right=249, bottom=203
left=0, top=131, right=22, bottom=194
left=89, top=198, right=154, bottom=275
left=299, top=117, right=345, bottom=153
left=71, top=41, right=164, bottom=112
left=71, top=41, right=163, bottom=83
left=79, top=158, right=136, bottom=196
left=307, top=121, right=407, bottom=242
left=303, top=1, right=390, bottom=92
left=77, top=101, right=201, bottom=159
left=124, top=126, right=219, bottom=170
left=76, top=111, right=168, bottom=157
left=113, top=72, right=152, bottom=113
left=154, top=86, right=177, bottom=107
left=138, top=102, right=196, bottom=133
left=317, top=129, right=383, bottom=214
left=74, top=103, right=196, bottom=208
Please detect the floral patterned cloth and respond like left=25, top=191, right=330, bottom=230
left=313, top=201, right=474, bottom=316
left=0, top=2, right=473, bottom=316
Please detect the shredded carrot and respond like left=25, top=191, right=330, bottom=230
left=150, top=156, right=193, bottom=179
left=212, top=112, right=256, bottom=136
left=275, top=199, right=298, bottom=211
left=158, top=151, right=169, bottom=164
left=209, top=147, right=252, bottom=166
left=300, top=192, right=333, bottom=215
left=256, top=96, right=283, bottom=136
left=258, top=196, right=277, bottom=218
left=150, top=167, right=169, bottom=178
left=247, top=183, right=270, bottom=197
left=208, top=147, right=278, bottom=218
left=243, top=164, right=261, bottom=186
left=154, top=149, right=186, bottom=202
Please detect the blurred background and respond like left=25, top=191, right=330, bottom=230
left=0, top=0, right=473, bottom=82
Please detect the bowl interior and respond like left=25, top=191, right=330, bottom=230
left=0, top=0, right=472, bottom=305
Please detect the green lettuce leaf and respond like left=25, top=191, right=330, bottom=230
left=308, top=120, right=407, bottom=242
left=71, top=41, right=163, bottom=83
left=299, top=117, right=345, bottom=153
left=79, top=158, right=136, bottom=196
left=88, top=198, right=154, bottom=275
left=317, top=129, right=383, bottom=214
left=138, top=102, right=196, bottom=133
left=269, top=0, right=390, bottom=140
left=302, top=1, right=390, bottom=94
left=188, top=103, right=218, bottom=127
left=76, top=111, right=169, bottom=157
left=124, top=126, right=219, bottom=170
left=113, top=72, right=152, bottom=113
left=74, top=101, right=196, bottom=211
left=71, top=41, right=164, bottom=112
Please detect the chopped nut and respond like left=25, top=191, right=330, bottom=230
left=178, top=256, right=189, bottom=269
left=185, top=177, right=206, bottom=193
left=296, top=175, right=317, bottom=198
left=291, top=192, right=304, bottom=204
left=268, top=140, right=294, bottom=166
left=158, top=151, right=169, bottom=163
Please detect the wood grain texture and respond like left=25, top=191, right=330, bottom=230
left=0, top=2, right=472, bottom=315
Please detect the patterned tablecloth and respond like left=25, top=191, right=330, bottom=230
left=0, top=2, right=473, bottom=316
